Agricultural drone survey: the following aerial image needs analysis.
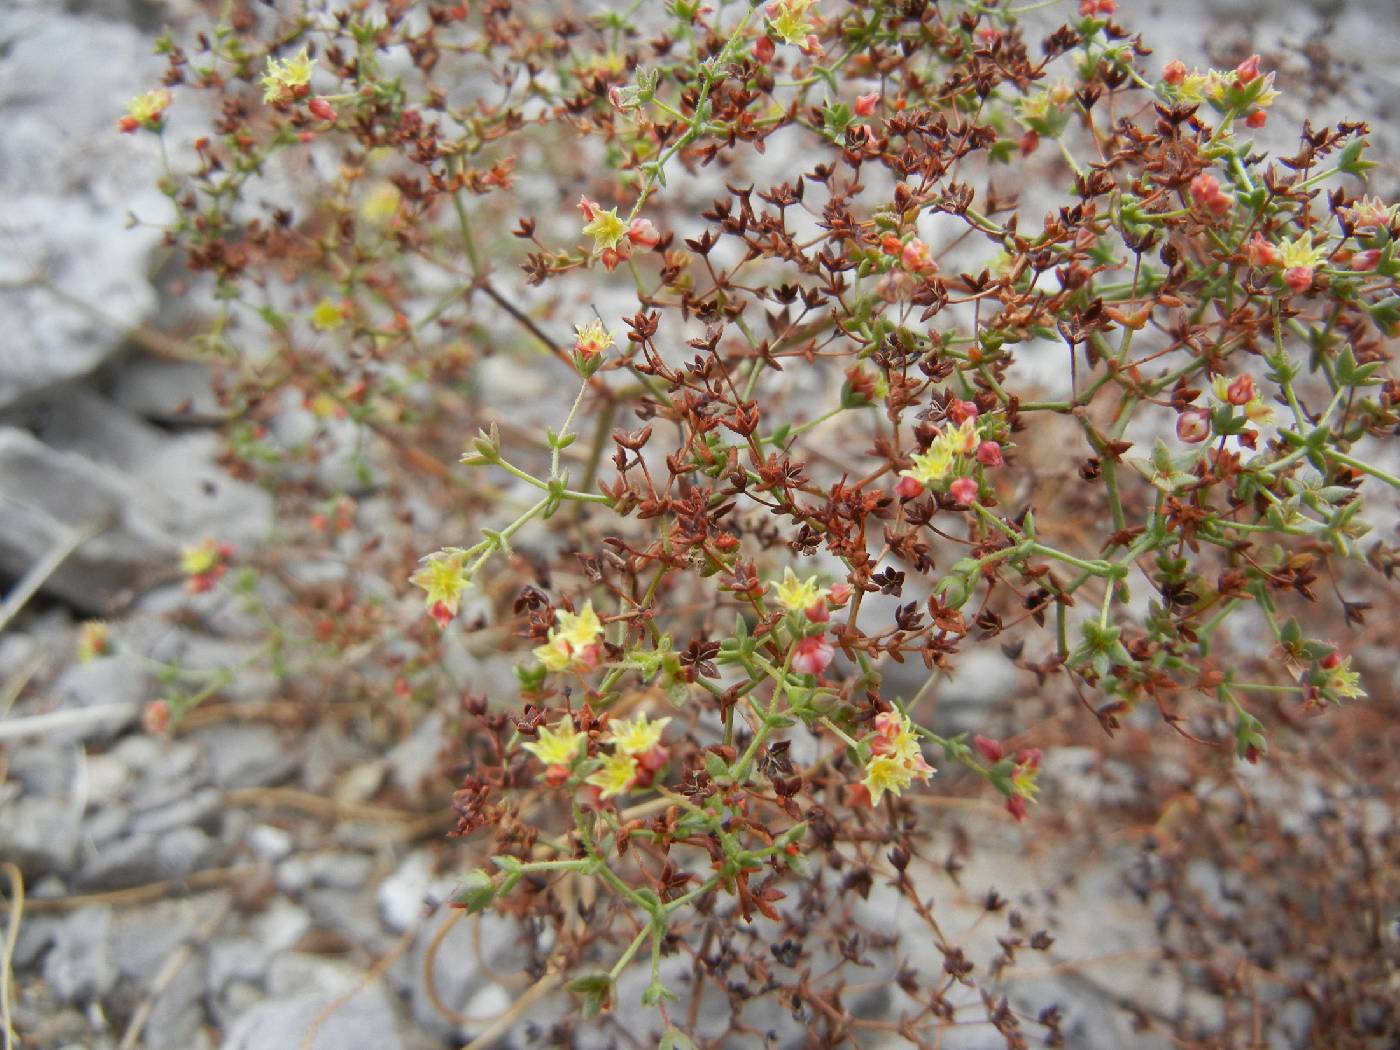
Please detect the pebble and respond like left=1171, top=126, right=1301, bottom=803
left=42, top=906, right=117, bottom=1004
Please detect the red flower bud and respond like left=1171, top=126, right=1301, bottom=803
left=947, top=399, right=979, bottom=424
left=1235, top=54, right=1261, bottom=85
left=752, top=35, right=775, bottom=63
left=1320, top=650, right=1342, bottom=670
left=1006, top=795, right=1028, bottom=821
left=143, top=700, right=171, bottom=735
left=1244, top=109, right=1267, bottom=129
left=1283, top=266, right=1314, bottom=293
left=1226, top=374, right=1254, bottom=405
left=308, top=97, right=337, bottom=121
left=430, top=601, right=455, bottom=629
left=949, top=476, right=978, bottom=505
left=1163, top=59, right=1187, bottom=86
left=854, top=92, right=879, bottom=117
left=974, top=734, right=1004, bottom=763
left=1351, top=248, right=1381, bottom=271
left=975, top=440, right=1003, bottom=467
left=894, top=475, right=923, bottom=499
left=1019, top=130, right=1040, bottom=156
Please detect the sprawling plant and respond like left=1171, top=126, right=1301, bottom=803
left=129, top=0, right=1397, bottom=1042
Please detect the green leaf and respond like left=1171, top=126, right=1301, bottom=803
left=567, top=972, right=613, bottom=1018
left=448, top=869, right=496, bottom=913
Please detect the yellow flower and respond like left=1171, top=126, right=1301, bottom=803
left=1324, top=658, right=1366, bottom=701
left=950, top=417, right=980, bottom=456
left=573, top=321, right=615, bottom=359
left=180, top=538, right=220, bottom=576
left=1243, top=398, right=1274, bottom=425
left=533, top=638, right=573, bottom=672
left=767, top=0, right=816, bottom=45
left=582, top=206, right=627, bottom=254
left=555, top=601, right=603, bottom=649
left=76, top=621, right=111, bottom=664
left=775, top=567, right=825, bottom=612
left=585, top=752, right=638, bottom=799
left=123, top=89, right=171, bottom=128
left=360, top=183, right=402, bottom=226
left=861, top=754, right=915, bottom=806
left=261, top=46, right=315, bottom=103
left=409, top=548, right=471, bottom=617
left=899, top=441, right=956, bottom=487
left=523, top=717, right=585, bottom=767
left=607, top=712, right=670, bottom=756
left=311, top=299, right=344, bottom=331
left=1277, top=234, right=1328, bottom=272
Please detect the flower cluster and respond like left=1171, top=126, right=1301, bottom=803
left=261, top=46, right=315, bottom=104
left=858, top=711, right=936, bottom=806
left=583, top=712, right=671, bottom=800
left=895, top=402, right=1002, bottom=504
left=533, top=601, right=605, bottom=673
left=118, top=89, right=171, bottom=134
left=578, top=197, right=660, bottom=271
left=180, top=538, right=233, bottom=594
left=975, top=736, right=1042, bottom=821
left=1163, top=53, right=1277, bottom=127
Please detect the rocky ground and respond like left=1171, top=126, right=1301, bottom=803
left=1, top=1, right=1397, bottom=1048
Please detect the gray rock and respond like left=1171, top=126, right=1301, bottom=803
left=111, top=900, right=197, bottom=983
left=130, top=786, right=223, bottom=836
left=51, top=652, right=149, bottom=713
left=109, top=356, right=228, bottom=425
left=5, top=384, right=166, bottom=473
left=0, top=795, right=83, bottom=877
left=43, top=905, right=117, bottom=1003
left=223, top=988, right=403, bottom=1050
left=155, top=826, right=220, bottom=878
left=76, top=827, right=213, bottom=890
left=378, top=851, right=453, bottom=933
left=142, top=957, right=207, bottom=1050
left=208, top=938, right=274, bottom=995
left=0, top=427, right=176, bottom=612
left=194, top=723, right=298, bottom=789
left=0, top=7, right=171, bottom=409
left=225, top=954, right=404, bottom=1050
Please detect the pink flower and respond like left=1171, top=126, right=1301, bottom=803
left=947, top=399, right=979, bottom=424
left=1190, top=173, right=1232, bottom=216
left=626, top=217, right=660, bottom=249
left=1163, top=59, right=1187, bottom=85
left=901, top=238, right=932, bottom=272
left=753, top=35, right=775, bottom=63
left=1235, top=54, right=1261, bottom=86
left=1244, top=109, right=1267, bottom=129
left=804, top=600, right=830, bottom=623
left=975, top=440, right=1003, bottom=467
left=577, top=196, right=600, bottom=221
left=1078, top=0, right=1116, bottom=15
left=894, top=475, right=923, bottom=499
left=1351, top=248, right=1381, bottom=271
left=855, top=92, right=879, bottom=117
left=600, top=246, right=628, bottom=271
left=792, top=635, right=834, bottom=676
left=827, top=582, right=853, bottom=607
left=1283, top=266, right=1314, bottom=293
left=1244, top=232, right=1280, bottom=268
left=1176, top=408, right=1211, bottom=443
left=949, top=476, right=978, bottom=505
